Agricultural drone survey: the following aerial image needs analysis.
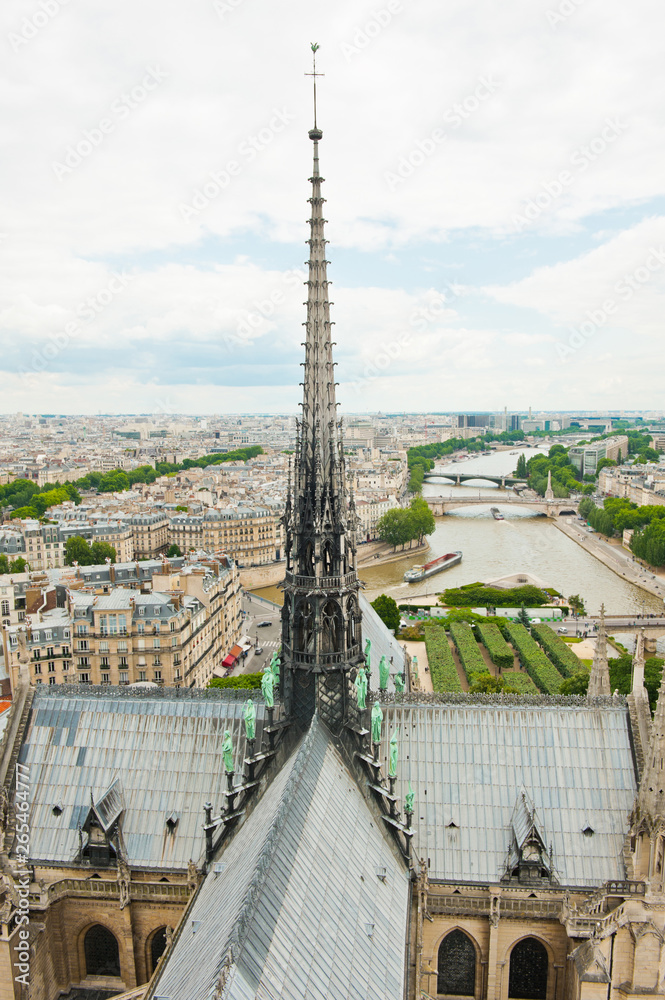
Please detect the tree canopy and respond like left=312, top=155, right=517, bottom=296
left=371, top=594, right=401, bottom=632
left=64, top=536, right=117, bottom=566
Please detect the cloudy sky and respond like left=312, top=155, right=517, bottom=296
left=2, top=0, right=664, bottom=414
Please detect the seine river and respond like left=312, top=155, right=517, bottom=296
left=252, top=447, right=662, bottom=617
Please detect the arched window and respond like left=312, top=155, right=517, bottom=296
left=84, top=924, right=120, bottom=977
left=148, top=926, right=168, bottom=975
left=437, top=929, right=476, bottom=996
left=509, top=938, right=548, bottom=1000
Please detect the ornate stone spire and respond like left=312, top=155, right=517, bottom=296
left=637, top=660, right=665, bottom=822
left=587, top=604, right=611, bottom=699
left=544, top=469, right=554, bottom=501
left=633, top=629, right=646, bottom=694
left=280, top=46, right=363, bottom=730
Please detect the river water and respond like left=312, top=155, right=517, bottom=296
left=253, top=446, right=663, bottom=617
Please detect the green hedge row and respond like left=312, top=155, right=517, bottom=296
left=449, top=622, right=490, bottom=684
left=530, top=624, right=582, bottom=678
left=501, top=622, right=564, bottom=694
left=502, top=671, right=539, bottom=693
left=423, top=626, right=463, bottom=693
left=475, top=621, right=514, bottom=671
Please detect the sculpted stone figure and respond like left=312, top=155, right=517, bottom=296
left=354, top=666, right=368, bottom=710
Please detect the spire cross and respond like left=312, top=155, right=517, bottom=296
left=305, top=42, right=324, bottom=129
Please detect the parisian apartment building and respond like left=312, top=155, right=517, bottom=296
left=1, top=555, right=242, bottom=692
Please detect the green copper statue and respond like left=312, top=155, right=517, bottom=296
left=354, top=666, right=368, bottom=710
left=371, top=702, right=383, bottom=744
left=261, top=666, right=274, bottom=709
left=394, top=671, right=405, bottom=693
left=270, top=653, right=280, bottom=684
left=364, top=638, right=371, bottom=669
left=412, top=655, right=418, bottom=676
left=243, top=699, right=256, bottom=741
left=389, top=729, right=399, bottom=778
left=405, top=781, right=415, bottom=814
left=222, top=730, right=234, bottom=773
left=379, top=655, right=389, bottom=691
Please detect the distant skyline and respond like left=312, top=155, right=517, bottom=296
left=2, top=0, right=665, bottom=414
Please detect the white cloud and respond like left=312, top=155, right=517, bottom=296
left=1, top=0, right=665, bottom=411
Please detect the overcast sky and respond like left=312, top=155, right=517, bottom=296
left=2, top=0, right=664, bottom=415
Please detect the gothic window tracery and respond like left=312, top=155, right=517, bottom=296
left=295, top=601, right=314, bottom=653
left=437, top=928, right=476, bottom=996
left=321, top=600, right=342, bottom=653
left=84, top=924, right=121, bottom=978
left=508, top=937, right=548, bottom=1000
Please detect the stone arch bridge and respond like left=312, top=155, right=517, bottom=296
left=423, top=472, right=529, bottom=488
left=425, top=496, right=578, bottom=518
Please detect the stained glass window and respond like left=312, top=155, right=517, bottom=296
left=438, top=929, right=476, bottom=996
left=509, top=937, right=548, bottom=999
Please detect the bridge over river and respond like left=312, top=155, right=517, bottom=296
left=425, top=496, right=578, bottom=518
left=424, top=471, right=529, bottom=488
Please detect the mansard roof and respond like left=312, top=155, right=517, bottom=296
left=147, top=717, right=410, bottom=1000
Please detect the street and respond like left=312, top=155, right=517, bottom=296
left=235, top=592, right=282, bottom=675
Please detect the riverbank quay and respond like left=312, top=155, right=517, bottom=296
left=357, top=538, right=430, bottom=569
left=553, top=517, right=665, bottom=604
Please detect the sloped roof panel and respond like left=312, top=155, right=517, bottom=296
left=149, top=718, right=410, bottom=1000
left=380, top=700, right=636, bottom=887
left=18, top=686, right=267, bottom=869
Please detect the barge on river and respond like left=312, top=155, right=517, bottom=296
left=404, top=551, right=462, bottom=583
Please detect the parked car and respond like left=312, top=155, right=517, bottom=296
left=557, top=627, right=568, bottom=634
left=255, top=646, right=264, bottom=654
left=257, top=620, right=273, bottom=627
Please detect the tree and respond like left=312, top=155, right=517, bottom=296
left=0, top=554, right=9, bottom=574
left=578, top=497, right=595, bottom=519
left=515, top=453, right=527, bottom=478
left=65, top=536, right=95, bottom=566
left=9, top=556, right=27, bottom=573
left=517, top=605, right=530, bottom=628
left=90, top=542, right=117, bottom=564
left=469, top=674, right=519, bottom=694
left=371, top=594, right=400, bottom=633
left=568, top=594, right=586, bottom=615
left=408, top=496, right=435, bottom=544
left=377, top=508, right=413, bottom=550
left=168, top=543, right=183, bottom=557
left=560, top=669, right=590, bottom=695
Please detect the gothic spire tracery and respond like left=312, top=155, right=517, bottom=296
left=280, top=48, right=363, bottom=730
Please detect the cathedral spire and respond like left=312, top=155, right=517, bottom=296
left=638, top=658, right=665, bottom=822
left=587, top=604, right=611, bottom=699
left=280, top=47, right=363, bottom=730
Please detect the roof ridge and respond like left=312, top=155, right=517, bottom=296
left=219, top=719, right=320, bottom=978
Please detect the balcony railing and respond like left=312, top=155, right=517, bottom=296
left=282, top=642, right=360, bottom=668
left=285, top=571, right=358, bottom=590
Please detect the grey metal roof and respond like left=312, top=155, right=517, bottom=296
left=150, top=716, right=410, bottom=1000
left=17, top=687, right=267, bottom=870
left=379, top=700, right=636, bottom=887
left=360, top=593, right=406, bottom=692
